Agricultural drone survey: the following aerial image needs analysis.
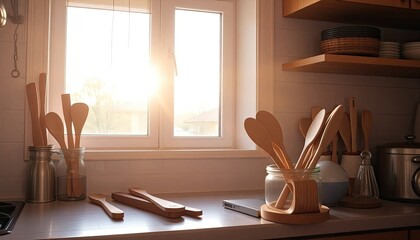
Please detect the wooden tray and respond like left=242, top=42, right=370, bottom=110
left=260, top=204, right=329, bottom=224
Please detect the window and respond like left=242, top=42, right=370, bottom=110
left=49, top=0, right=235, bottom=150
left=26, top=0, right=269, bottom=160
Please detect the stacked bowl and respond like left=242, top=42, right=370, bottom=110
left=379, top=42, right=400, bottom=59
left=402, top=42, right=420, bottom=60
left=321, top=26, right=381, bottom=57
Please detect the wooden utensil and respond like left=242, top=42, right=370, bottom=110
left=339, top=112, right=352, bottom=152
left=112, top=192, right=185, bottom=219
left=88, top=194, right=124, bottom=220
left=362, top=110, right=372, bottom=151
left=244, top=118, right=285, bottom=169
left=272, top=142, right=292, bottom=169
left=26, top=83, right=44, bottom=146
left=129, top=188, right=185, bottom=213
left=349, top=97, right=358, bottom=152
left=274, top=109, right=326, bottom=209
left=256, top=111, right=292, bottom=165
left=71, top=103, right=89, bottom=148
left=311, top=106, right=322, bottom=120
left=297, top=109, right=326, bottom=169
left=61, top=94, right=74, bottom=149
left=299, top=118, right=312, bottom=138
left=45, top=112, right=67, bottom=149
left=38, top=73, right=47, bottom=145
left=307, top=105, right=344, bottom=169
left=69, top=101, right=89, bottom=197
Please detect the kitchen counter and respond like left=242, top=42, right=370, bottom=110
left=2, top=191, right=420, bottom=240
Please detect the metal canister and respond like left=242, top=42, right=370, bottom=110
left=26, top=145, right=56, bottom=203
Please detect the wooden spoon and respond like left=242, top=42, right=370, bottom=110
left=89, top=194, right=124, bottom=220
left=297, top=109, right=326, bottom=169
left=71, top=103, right=89, bottom=148
left=339, top=112, right=352, bottom=152
left=38, top=73, right=47, bottom=145
left=307, top=105, right=344, bottom=169
left=256, top=111, right=292, bottom=165
left=362, top=110, right=372, bottom=151
left=61, top=94, right=74, bottom=149
left=244, top=118, right=285, bottom=169
left=45, top=112, right=67, bottom=149
left=26, top=83, right=44, bottom=146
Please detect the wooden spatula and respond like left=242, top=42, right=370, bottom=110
left=26, top=83, right=44, bottom=146
left=38, top=73, right=47, bottom=145
left=89, top=194, right=124, bottom=220
left=61, top=94, right=74, bottom=149
left=112, top=192, right=184, bottom=219
left=129, top=188, right=185, bottom=213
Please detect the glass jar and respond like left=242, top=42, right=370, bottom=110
left=57, top=148, right=87, bottom=201
left=265, top=164, right=322, bottom=212
left=26, top=145, right=56, bottom=203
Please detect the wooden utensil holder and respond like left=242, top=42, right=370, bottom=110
left=263, top=165, right=329, bottom=224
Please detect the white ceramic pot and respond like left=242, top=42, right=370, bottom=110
left=317, top=160, right=349, bottom=206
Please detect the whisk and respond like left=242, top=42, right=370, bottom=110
left=352, top=150, right=379, bottom=199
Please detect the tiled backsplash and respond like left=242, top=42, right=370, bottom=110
left=1, top=1, right=420, bottom=199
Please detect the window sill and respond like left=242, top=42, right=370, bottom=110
left=83, top=149, right=267, bottom=161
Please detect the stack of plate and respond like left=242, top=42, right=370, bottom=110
left=321, top=26, right=381, bottom=57
left=379, top=42, right=400, bottom=59
left=402, top=42, right=420, bottom=60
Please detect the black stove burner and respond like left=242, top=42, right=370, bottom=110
left=0, top=201, right=24, bottom=235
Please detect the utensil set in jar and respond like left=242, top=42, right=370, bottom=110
left=88, top=188, right=203, bottom=220
left=245, top=105, right=344, bottom=223
left=26, top=73, right=90, bottom=199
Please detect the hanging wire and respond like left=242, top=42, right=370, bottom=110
left=9, top=0, right=24, bottom=78
left=11, top=23, right=19, bottom=78
left=110, top=0, right=115, bottom=65
left=128, top=0, right=131, bottom=47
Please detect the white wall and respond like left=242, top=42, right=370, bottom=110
left=0, top=0, right=27, bottom=198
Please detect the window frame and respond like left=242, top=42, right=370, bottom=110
left=160, top=0, right=236, bottom=149
left=25, top=0, right=274, bottom=160
left=49, top=0, right=236, bottom=150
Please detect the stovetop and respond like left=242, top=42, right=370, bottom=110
left=0, top=201, right=24, bottom=235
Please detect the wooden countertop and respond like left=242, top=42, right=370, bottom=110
left=3, top=191, right=420, bottom=240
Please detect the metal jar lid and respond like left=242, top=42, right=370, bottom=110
left=377, top=135, right=420, bottom=154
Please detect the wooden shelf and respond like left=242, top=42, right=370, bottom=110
left=283, top=0, right=420, bottom=30
left=282, top=54, right=420, bottom=78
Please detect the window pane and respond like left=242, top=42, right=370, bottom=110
left=66, top=7, right=153, bottom=135
left=173, top=9, right=221, bottom=137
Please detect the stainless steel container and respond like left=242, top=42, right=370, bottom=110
left=376, top=136, right=420, bottom=202
left=26, top=146, right=56, bottom=203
